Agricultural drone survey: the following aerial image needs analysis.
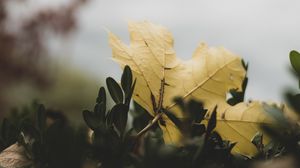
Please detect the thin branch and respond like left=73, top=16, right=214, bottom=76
left=157, top=78, right=165, bottom=111
left=136, top=78, right=166, bottom=138
left=136, top=112, right=163, bottom=138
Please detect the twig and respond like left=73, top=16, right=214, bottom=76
left=136, top=112, right=163, bottom=138
left=136, top=78, right=166, bottom=138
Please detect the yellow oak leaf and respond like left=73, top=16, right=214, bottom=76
left=108, top=21, right=265, bottom=152
left=109, top=21, right=245, bottom=112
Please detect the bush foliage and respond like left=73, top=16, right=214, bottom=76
left=1, top=51, right=300, bottom=168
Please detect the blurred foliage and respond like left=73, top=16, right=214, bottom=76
left=0, top=66, right=245, bottom=168
left=2, top=52, right=300, bottom=168
left=0, top=0, right=89, bottom=115
left=0, top=0, right=101, bottom=122
left=247, top=50, right=300, bottom=168
left=82, top=65, right=136, bottom=167
left=0, top=101, right=90, bottom=168
left=5, top=64, right=100, bottom=123
left=4, top=1, right=300, bottom=168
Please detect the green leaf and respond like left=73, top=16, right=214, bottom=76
left=121, top=65, right=133, bottom=97
left=286, top=93, right=300, bottom=114
left=36, top=104, right=46, bottom=132
left=163, top=109, right=181, bottom=129
left=263, top=104, right=289, bottom=127
left=105, top=110, right=114, bottom=126
left=206, top=107, right=217, bottom=135
left=111, top=104, right=129, bottom=136
left=125, top=79, right=136, bottom=106
left=227, top=77, right=248, bottom=106
left=242, top=76, right=248, bottom=91
left=106, top=77, right=124, bottom=104
left=191, top=123, right=206, bottom=137
left=96, top=87, right=106, bottom=104
left=187, top=100, right=206, bottom=123
left=94, top=102, right=106, bottom=121
left=241, top=59, right=248, bottom=71
left=132, top=101, right=148, bottom=116
left=251, top=132, right=263, bottom=151
left=82, top=110, right=100, bottom=130
left=227, top=60, right=248, bottom=106
left=290, top=50, right=300, bottom=75
left=132, top=101, right=152, bottom=132
left=173, top=97, right=185, bottom=112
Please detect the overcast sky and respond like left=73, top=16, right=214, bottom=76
left=16, top=0, right=300, bottom=102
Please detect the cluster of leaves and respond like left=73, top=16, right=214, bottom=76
left=132, top=99, right=250, bottom=168
left=0, top=102, right=90, bottom=168
left=239, top=50, right=300, bottom=168
left=225, top=61, right=282, bottom=159
left=253, top=50, right=300, bottom=164
left=80, top=64, right=253, bottom=168
left=0, top=66, right=245, bottom=168
left=3, top=53, right=300, bottom=168
left=82, top=65, right=136, bottom=167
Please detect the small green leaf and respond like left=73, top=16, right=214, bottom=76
left=96, top=87, right=106, bottom=104
left=132, top=101, right=152, bottom=132
left=290, top=50, right=300, bottom=75
left=187, top=100, right=206, bottom=123
left=106, top=77, right=124, bottom=104
left=242, top=77, right=248, bottom=91
left=206, top=107, right=217, bottom=135
left=251, top=132, right=263, bottom=151
left=111, top=104, right=129, bottom=136
left=173, top=97, right=185, bottom=112
left=163, top=109, right=181, bottom=129
left=121, top=65, right=133, bottom=97
left=106, top=110, right=113, bottom=126
left=82, top=110, right=100, bottom=130
left=286, top=93, right=300, bottom=114
left=93, top=131, right=106, bottom=147
left=125, top=79, right=136, bottom=106
left=191, top=123, right=206, bottom=137
left=132, top=101, right=148, bottom=116
left=263, top=104, right=289, bottom=127
left=241, top=59, right=248, bottom=71
left=227, top=77, right=248, bottom=105
left=94, top=102, right=106, bottom=121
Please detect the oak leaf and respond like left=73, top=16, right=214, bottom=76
left=108, top=21, right=275, bottom=155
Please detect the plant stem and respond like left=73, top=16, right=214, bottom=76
left=136, top=78, right=166, bottom=138
left=136, top=112, right=163, bottom=137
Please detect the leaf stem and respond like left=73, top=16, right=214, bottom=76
left=136, top=78, right=166, bottom=138
left=136, top=112, right=163, bottom=137
left=157, top=78, right=165, bottom=111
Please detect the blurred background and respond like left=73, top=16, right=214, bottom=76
left=1, top=0, right=300, bottom=122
